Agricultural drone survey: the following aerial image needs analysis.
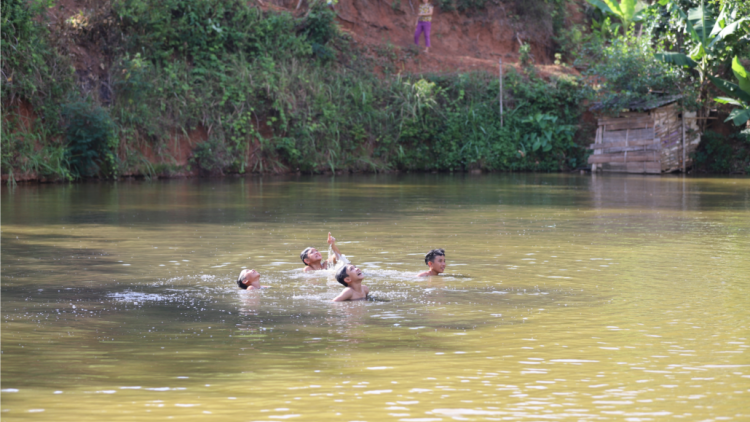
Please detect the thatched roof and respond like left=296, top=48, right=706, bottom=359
left=590, top=94, right=683, bottom=113
left=625, top=94, right=683, bottom=111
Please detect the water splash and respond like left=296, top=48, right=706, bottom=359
left=328, top=245, right=350, bottom=274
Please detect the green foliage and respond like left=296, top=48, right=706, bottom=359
left=579, top=32, right=697, bottom=115
left=188, top=138, right=231, bottom=176
left=553, top=26, right=583, bottom=62
left=691, top=130, right=749, bottom=173
left=519, top=43, right=534, bottom=68
left=114, top=0, right=312, bottom=69
left=655, top=0, right=748, bottom=75
left=709, top=57, right=750, bottom=126
left=394, top=70, right=586, bottom=172
left=586, top=0, right=647, bottom=33
left=0, top=0, right=598, bottom=179
left=62, top=100, right=118, bottom=179
left=1, top=0, right=74, bottom=120
left=435, top=0, right=455, bottom=12
left=435, top=0, right=486, bottom=12
left=303, top=3, right=339, bottom=62
left=519, top=113, right=577, bottom=155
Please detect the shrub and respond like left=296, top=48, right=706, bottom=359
left=189, top=138, right=231, bottom=176
left=578, top=32, right=698, bottom=115
left=692, top=130, right=750, bottom=174
left=62, top=101, right=118, bottom=179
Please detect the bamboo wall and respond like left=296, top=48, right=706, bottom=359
left=588, top=104, right=701, bottom=174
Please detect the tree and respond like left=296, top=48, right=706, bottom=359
left=655, top=0, right=749, bottom=128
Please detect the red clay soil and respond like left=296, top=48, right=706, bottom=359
left=271, top=0, right=584, bottom=78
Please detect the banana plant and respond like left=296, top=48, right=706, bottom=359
left=655, top=0, right=749, bottom=82
left=709, top=57, right=750, bottom=127
left=586, top=0, right=646, bottom=34
left=655, top=0, right=749, bottom=129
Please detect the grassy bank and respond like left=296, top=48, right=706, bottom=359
left=2, top=0, right=590, bottom=182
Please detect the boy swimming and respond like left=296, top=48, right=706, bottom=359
left=417, top=248, right=446, bottom=277
left=236, top=269, right=264, bottom=290
left=332, top=264, right=369, bottom=301
left=301, top=232, right=343, bottom=272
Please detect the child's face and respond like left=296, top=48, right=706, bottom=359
left=243, top=269, right=260, bottom=285
left=304, top=248, right=323, bottom=264
left=428, top=256, right=446, bottom=273
left=345, top=265, right=365, bottom=283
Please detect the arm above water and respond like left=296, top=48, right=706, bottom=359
left=327, top=232, right=342, bottom=265
left=333, top=287, right=354, bottom=302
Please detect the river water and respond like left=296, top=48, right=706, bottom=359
left=2, top=174, right=749, bottom=421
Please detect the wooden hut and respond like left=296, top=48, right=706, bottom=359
left=589, top=96, right=701, bottom=174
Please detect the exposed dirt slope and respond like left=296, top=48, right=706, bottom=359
left=271, top=0, right=583, bottom=77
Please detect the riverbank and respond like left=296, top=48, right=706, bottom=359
left=3, top=0, right=748, bottom=184
left=0, top=0, right=589, bottom=183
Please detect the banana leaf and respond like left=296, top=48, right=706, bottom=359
left=655, top=52, right=698, bottom=68
left=586, top=0, right=615, bottom=14
left=726, top=108, right=750, bottom=126
left=708, top=74, right=750, bottom=104
left=714, top=97, right=742, bottom=106
left=732, top=56, right=750, bottom=96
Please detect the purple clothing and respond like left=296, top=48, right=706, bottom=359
left=414, top=21, right=431, bottom=48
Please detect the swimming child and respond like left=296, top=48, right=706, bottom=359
left=237, top=269, right=264, bottom=290
left=301, top=232, right=343, bottom=272
left=417, top=248, right=446, bottom=277
left=332, top=264, right=369, bottom=301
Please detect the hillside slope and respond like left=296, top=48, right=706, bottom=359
left=269, top=0, right=581, bottom=76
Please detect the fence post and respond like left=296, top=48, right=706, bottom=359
left=499, top=58, right=503, bottom=128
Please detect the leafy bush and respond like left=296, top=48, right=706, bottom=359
left=1, top=0, right=74, bottom=122
left=189, top=138, right=231, bottom=176
left=62, top=101, right=118, bottom=179
left=114, top=0, right=312, bottom=69
left=578, top=32, right=697, bottom=115
left=4, top=0, right=589, bottom=180
left=692, top=130, right=750, bottom=174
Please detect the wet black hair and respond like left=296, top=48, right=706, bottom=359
left=425, top=248, right=445, bottom=265
left=335, top=265, right=350, bottom=287
left=237, top=272, right=249, bottom=290
left=300, top=247, right=314, bottom=264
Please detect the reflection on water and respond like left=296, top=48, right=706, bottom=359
left=2, top=174, right=749, bottom=421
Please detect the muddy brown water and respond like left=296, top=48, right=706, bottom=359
left=2, top=174, right=749, bottom=421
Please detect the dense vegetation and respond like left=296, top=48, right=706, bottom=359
left=573, top=0, right=750, bottom=172
left=0, top=0, right=589, bottom=182
left=2, top=0, right=749, bottom=182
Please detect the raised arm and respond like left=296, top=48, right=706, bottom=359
left=327, top=232, right=342, bottom=264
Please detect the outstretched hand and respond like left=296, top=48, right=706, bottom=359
left=327, top=232, right=336, bottom=246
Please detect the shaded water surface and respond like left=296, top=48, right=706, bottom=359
left=2, top=174, right=749, bottom=421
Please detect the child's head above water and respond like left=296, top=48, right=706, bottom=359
left=301, top=233, right=342, bottom=272
left=332, top=264, right=369, bottom=302
left=418, top=248, right=446, bottom=276
left=335, top=264, right=364, bottom=286
left=237, top=269, right=261, bottom=290
left=300, top=247, right=321, bottom=265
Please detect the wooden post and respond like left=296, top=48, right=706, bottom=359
left=499, top=58, right=503, bottom=128
left=681, top=111, right=686, bottom=173
left=624, top=129, right=629, bottom=164
left=592, top=126, right=602, bottom=172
